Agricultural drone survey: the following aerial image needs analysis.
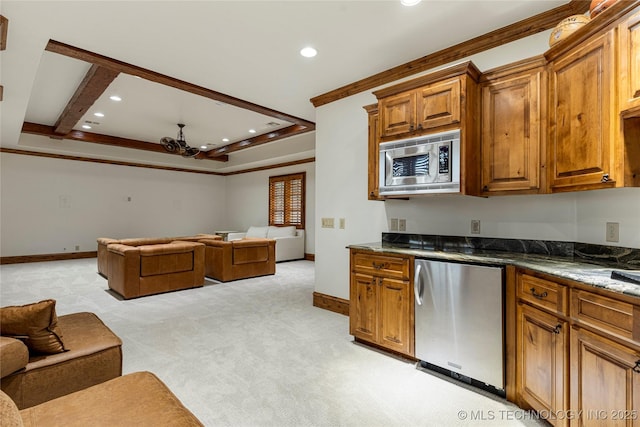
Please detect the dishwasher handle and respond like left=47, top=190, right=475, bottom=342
left=414, top=263, right=424, bottom=306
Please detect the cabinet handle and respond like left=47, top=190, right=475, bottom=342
left=372, top=262, right=389, bottom=270
left=552, top=324, right=562, bottom=334
left=409, top=124, right=415, bottom=132
left=530, top=287, right=548, bottom=299
left=633, top=360, right=640, bottom=374
left=601, top=173, right=609, bottom=183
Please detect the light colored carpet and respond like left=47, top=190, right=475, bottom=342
left=0, top=259, right=546, bottom=427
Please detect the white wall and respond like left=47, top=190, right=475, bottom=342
left=0, top=152, right=227, bottom=256
left=225, top=162, right=316, bottom=255
left=314, top=33, right=640, bottom=301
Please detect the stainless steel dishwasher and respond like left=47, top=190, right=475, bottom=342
left=414, top=258, right=505, bottom=395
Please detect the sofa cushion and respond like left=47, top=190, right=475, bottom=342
left=246, top=226, right=268, bottom=238
left=0, top=337, right=29, bottom=378
left=0, top=389, right=22, bottom=427
left=0, top=300, right=66, bottom=355
left=267, top=226, right=296, bottom=238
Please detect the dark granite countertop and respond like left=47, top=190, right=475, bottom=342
left=348, top=234, right=640, bottom=299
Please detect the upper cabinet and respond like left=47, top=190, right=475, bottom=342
left=377, top=78, right=462, bottom=139
left=547, top=30, right=617, bottom=192
left=373, top=62, right=480, bottom=142
left=480, top=57, right=547, bottom=195
left=371, top=62, right=482, bottom=197
left=544, top=1, right=640, bottom=192
left=619, top=9, right=640, bottom=114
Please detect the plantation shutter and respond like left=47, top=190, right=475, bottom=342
left=269, top=173, right=305, bottom=229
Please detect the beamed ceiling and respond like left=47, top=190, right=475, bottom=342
left=0, top=1, right=589, bottom=174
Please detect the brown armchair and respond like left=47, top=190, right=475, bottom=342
left=200, top=238, right=276, bottom=282
left=107, top=241, right=205, bottom=299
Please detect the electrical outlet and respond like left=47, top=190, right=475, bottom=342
left=321, top=218, right=335, bottom=228
left=75, top=245, right=80, bottom=251
left=399, top=219, right=406, bottom=232
left=390, top=218, right=399, bottom=231
left=471, top=219, right=481, bottom=234
left=606, top=222, right=619, bottom=242
left=339, top=218, right=345, bottom=229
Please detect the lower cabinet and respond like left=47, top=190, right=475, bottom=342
left=570, top=327, right=640, bottom=427
left=517, top=303, right=568, bottom=427
left=349, top=249, right=414, bottom=357
left=514, top=268, right=640, bottom=425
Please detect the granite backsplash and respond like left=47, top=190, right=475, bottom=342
left=381, top=233, right=640, bottom=270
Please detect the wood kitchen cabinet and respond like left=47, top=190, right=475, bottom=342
left=619, top=9, right=640, bottom=114
left=373, top=61, right=479, bottom=142
left=376, top=77, right=461, bottom=139
left=349, top=249, right=414, bottom=357
left=370, top=61, right=481, bottom=197
left=570, top=288, right=640, bottom=427
left=516, top=272, right=568, bottom=426
left=547, top=30, right=618, bottom=192
left=512, top=267, right=640, bottom=425
left=364, top=103, right=383, bottom=201
left=480, top=57, right=546, bottom=195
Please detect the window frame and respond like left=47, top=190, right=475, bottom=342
left=268, top=172, right=305, bottom=229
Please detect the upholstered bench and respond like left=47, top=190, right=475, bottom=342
left=107, top=241, right=205, bottom=299
left=1, top=311, right=122, bottom=409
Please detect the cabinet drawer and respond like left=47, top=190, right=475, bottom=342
left=352, top=252, right=410, bottom=280
left=518, top=273, right=567, bottom=314
left=571, top=289, right=638, bottom=341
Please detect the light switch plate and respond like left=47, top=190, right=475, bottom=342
left=399, top=219, right=406, bottom=231
left=471, top=220, right=481, bottom=234
left=390, top=218, right=399, bottom=231
left=321, top=218, right=335, bottom=228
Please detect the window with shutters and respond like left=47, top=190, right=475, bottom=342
left=269, top=172, right=305, bottom=229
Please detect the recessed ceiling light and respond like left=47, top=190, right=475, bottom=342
left=300, top=46, right=317, bottom=58
left=82, top=125, right=92, bottom=129
left=401, top=0, right=421, bottom=5
left=248, top=129, right=256, bottom=134
left=109, top=95, right=122, bottom=102
left=94, top=112, right=104, bottom=117
left=200, top=145, right=208, bottom=149
left=222, top=138, right=229, bottom=142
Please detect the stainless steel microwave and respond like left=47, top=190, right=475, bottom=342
left=379, top=130, right=460, bottom=196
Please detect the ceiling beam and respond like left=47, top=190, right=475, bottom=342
left=45, top=39, right=316, bottom=131
left=206, top=124, right=310, bottom=158
left=310, top=0, right=591, bottom=107
left=22, top=122, right=229, bottom=162
left=53, top=64, right=120, bottom=135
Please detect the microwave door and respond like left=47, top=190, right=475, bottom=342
left=385, top=144, right=436, bottom=187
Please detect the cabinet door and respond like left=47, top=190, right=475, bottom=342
left=379, top=277, right=413, bottom=356
left=366, top=107, right=383, bottom=200
left=517, top=303, right=567, bottom=426
left=482, top=71, right=542, bottom=193
left=619, top=10, right=640, bottom=112
left=349, top=273, right=378, bottom=343
left=417, top=78, right=461, bottom=131
left=570, top=327, right=640, bottom=427
left=548, top=31, right=617, bottom=191
left=379, top=92, right=415, bottom=138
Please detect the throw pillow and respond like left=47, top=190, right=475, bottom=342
left=0, top=299, right=66, bottom=354
left=246, top=226, right=268, bottom=238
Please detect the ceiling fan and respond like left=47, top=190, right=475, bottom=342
left=160, top=123, right=200, bottom=158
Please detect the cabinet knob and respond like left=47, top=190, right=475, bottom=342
left=633, top=360, right=640, bottom=374
left=530, top=287, right=548, bottom=299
